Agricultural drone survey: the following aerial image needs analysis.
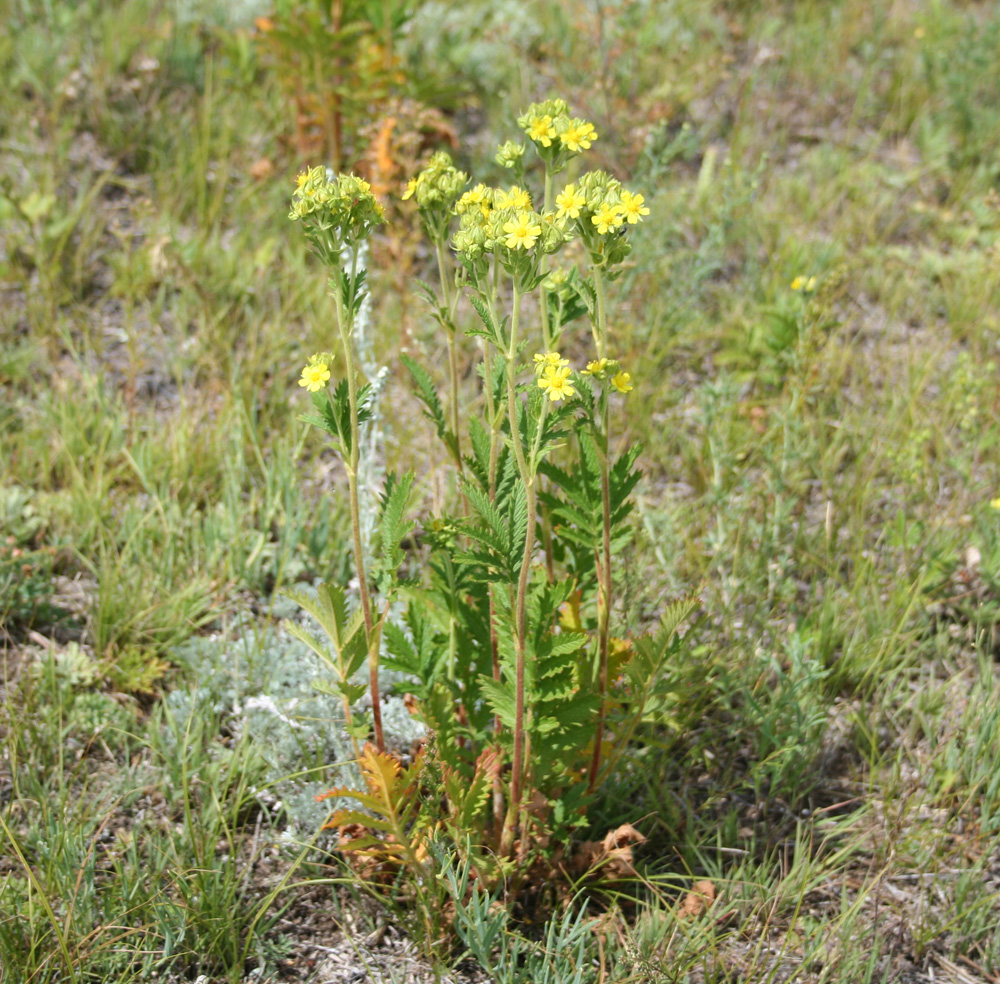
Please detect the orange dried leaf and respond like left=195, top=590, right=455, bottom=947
left=572, top=822, right=647, bottom=880
left=679, top=880, right=716, bottom=919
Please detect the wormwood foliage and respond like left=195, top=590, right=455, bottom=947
left=286, top=100, right=697, bottom=909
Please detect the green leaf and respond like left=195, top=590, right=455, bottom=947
left=401, top=354, right=459, bottom=460
left=374, top=471, right=415, bottom=591
left=337, top=680, right=369, bottom=703
left=478, top=676, right=516, bottom=729
left=466, top=294, right=507, bottom=348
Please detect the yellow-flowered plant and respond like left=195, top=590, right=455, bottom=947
left=287, top=100, right=688, bottom=906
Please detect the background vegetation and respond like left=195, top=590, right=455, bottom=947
left=2, top=0, right=1000, bottom=980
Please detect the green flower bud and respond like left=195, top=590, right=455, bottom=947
left=495, top=140, right=526, bottom=169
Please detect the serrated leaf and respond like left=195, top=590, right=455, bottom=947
left=479, top=676, right=516, bottom=729
left=401, top=354, right=459, bottom=460
left=374, top=471, right=415, bottom=589
left=337, top=680, right=368, bottom=703
left=344, top=718, right=371, bottom=740
left=283, top=620, right=333, bottom=666
left=447, top=745, right=501, bottom=829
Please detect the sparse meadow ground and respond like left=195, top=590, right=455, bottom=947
left=2, top=1, right=1000, bottom=981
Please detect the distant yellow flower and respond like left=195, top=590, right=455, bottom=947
left=620, top=190, right=649, bottom=224
left=527, top=115, right=556, bottom=147
left=611, top=371, right=633, bottom=394
left=555, top=184, right=587, bottom=220
left=538, top=365, right=576, bottom=402
left=592, top=202, right=625, bottom=235
left=990, top=496, right=1000, bottom=510
left=559, top=121, right=597, bottom=153
left=295, top=171, right=309, bottom=189
left=402, top=177, right=418, bottom=201
left=503, top=211, right=542, bottom=250
left=790, top=276, right=805, bottom=291
left=533, top=351, right=569, bottom=375
left=298, top=358, right=331, bottom=393
left=806, top=276, right=817, bottom=291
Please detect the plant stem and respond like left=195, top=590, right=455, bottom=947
left=537, top=169, right=557, bottom=582
left=334, top=251, right=383, bottom=752
left=500, top=282, right=536, bottom=857
left=588, top=264, right=612, bottom=791
left=592, top=262, right=608, bottom=360
left=588, top=393, right=613, bottom=791
left=435, top=240, right=463, bottom=469
left=539, top=169, right=554, bottom=350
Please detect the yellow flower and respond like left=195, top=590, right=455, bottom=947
left=402, top=177, right=419, bottom=201
left=582, top=358, right=610, bottom=376
left=592, top=202, right=625, bottom=235
left=611, top=371, right=633, bottom=394
left=533, top=351, right=569, bottom=375
left=527, top=114, right=556, bottom=147
left=620, top=190, right=649, bottom=224
left=298, top=358, right=331, bottom=393
left=990, top=496, right=1000, bottom=510
left=555, top=184, right=587, bottom=220
left=538, top=365, right=576, bottom=402
left=495, top=186, right=532, bottom=210
left=502, top=211, right=542, bottom=250
left=559, top=121, right=597, bottom=153
left=806, top=276, right=817, bottom=291
left=456, top=183, right=490, bottom=215
left=295, top=171, right=309, bottom=189
left=791, top=275, right=818, bottom=291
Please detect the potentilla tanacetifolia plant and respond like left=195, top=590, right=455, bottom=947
left=285, top=102, right=696, bottom=898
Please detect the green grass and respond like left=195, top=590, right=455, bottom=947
left=3, top=0, right=1000, bottom=980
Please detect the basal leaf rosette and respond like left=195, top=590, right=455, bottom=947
left=290, top=167, right=386, bottom=264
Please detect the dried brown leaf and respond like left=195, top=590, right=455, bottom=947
left=679, top=879, right=716, bottom=920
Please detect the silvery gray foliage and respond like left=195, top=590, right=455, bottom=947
left=167, top=615, right=425, bottom=834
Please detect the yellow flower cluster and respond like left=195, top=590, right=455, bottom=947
left=517, top=99, right=599, bottom=167
left=531, top=352, right=634, bottom=401
left=582, top=357, right=633, bottom=394
left=455, top=183, right=493, bottom=219
left=791, top=275, right=818, bottom=292
left=289, top=168, right=385, bottom=257
left=402, top=152, right=468, bottom=214
left=553, top=173, right=649, bottom=241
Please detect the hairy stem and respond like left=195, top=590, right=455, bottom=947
left=435, top=239, right=463, bottom=469
left=334, top=251, right=383, bottom=752
left=588, top=264, right=612, bottom=790
left=588, top=394, right=613, bottom=791
left=500, top=282, right=535, bottom=857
